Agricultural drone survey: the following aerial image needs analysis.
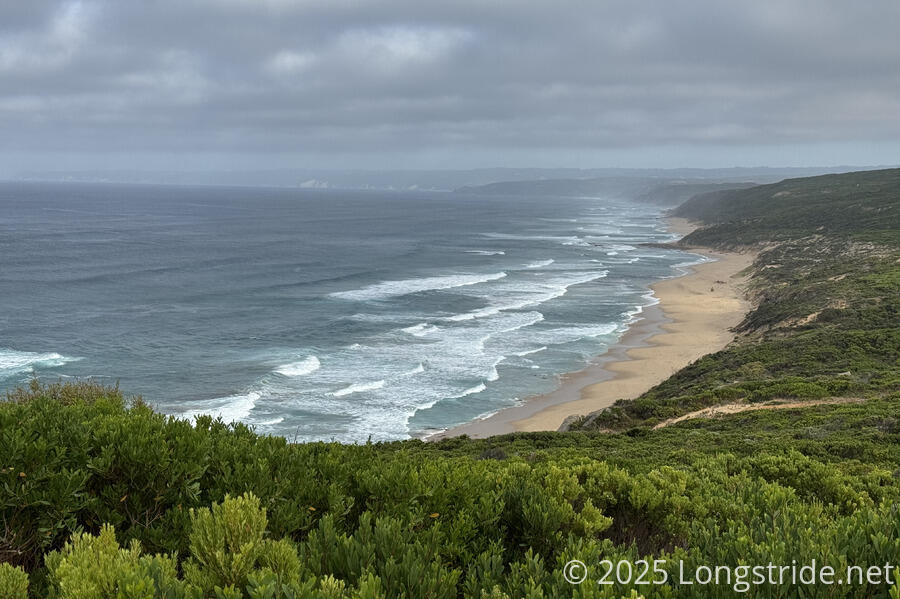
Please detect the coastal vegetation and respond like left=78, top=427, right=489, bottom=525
left=569, top=167, right=900, bottom=432
left=4, top=380, right=900, bottom=598
left=2, top=168, right=899, bottom=597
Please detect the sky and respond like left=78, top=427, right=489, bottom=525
left=2, top=0, right=900, bottom=175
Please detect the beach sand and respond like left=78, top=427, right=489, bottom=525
left=428, top=217, right=756, bottom=440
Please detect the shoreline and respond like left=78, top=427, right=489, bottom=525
left=427, top=217, right=756, bottom=440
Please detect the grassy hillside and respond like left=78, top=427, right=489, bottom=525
left=633, top=181, right=757, bottom=206
left=2, top=168, right=900, bottom=598
left=673, top=168, right=900, bottom=246
left=569, top=168, right=900, bottom=433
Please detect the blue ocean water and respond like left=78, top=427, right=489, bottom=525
left=0, top=182, right=703, bottom=441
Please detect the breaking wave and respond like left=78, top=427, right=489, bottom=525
left=333, top=379, right=386, bottom=397
left=331, top=272, right=507, bottom=301
left=275, top=356, right=320, bottom=377
left=0, top=347, right=79, bottom=379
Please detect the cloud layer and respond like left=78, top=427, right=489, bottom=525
left=2, top=0, right=899, bottom=170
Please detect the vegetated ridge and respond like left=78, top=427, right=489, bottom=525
left=568, top=167, right=900, bottom=433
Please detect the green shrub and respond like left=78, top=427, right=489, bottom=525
left=44, top=523, right=187, bottom=599
left=183, top=493, right=269, bottom=592
left=0, top=563, right=29, bottom=599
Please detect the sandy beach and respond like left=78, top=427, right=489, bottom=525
left=429, top=217, right=756, bottom=440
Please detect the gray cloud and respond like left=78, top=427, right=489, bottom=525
left=2, top=0, right=900, bottom=171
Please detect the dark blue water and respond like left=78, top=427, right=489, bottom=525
left=0, top=182, right=701, bottom=440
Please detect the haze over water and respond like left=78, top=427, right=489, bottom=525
left=0, top=182, right=703, bottom=441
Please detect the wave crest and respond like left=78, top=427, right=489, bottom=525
left=182, top=391, right=260, bottom=423
left=275, top=356, right=320, bottom=377
left=332, top=379, right=386, bottom=397
left=524, top=259, right=554, bottom=269
left=331, top=272, right=507, bottom=301
left=0, top=347, right=78, bottom=379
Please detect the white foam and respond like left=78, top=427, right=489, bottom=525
left=620, top=290, right=660, bottom=325
left=184, top=391, right=259, bottom=423
left=525, top=323, right=619, bottom=346
left=274, top=356, right=320, bottom=377
left=331, top=272, right=507, bottom=301
left=493, top=311, right=544, bottom=335
left=401, top=323, right=440, bottom=337
left=485, top=356, right=505, bottom=382
left=465, top=250, right=505, bottom=255
left=218, top=392, right=260, bottom=422
left=332, top=379, right=386, bottom=397
left=453, top=382, right=486, bottom=398
left=579, top=226, right=624, bottom=235
left=672, top=255, right=711, bottom=271
left=0, top=347, right=78, bottom=379
left=524, top=259, right=555, bottom=269
left=482, top=233, right=590, bottom=246
left=514, top=346, right=548, bottom=357
left=444, top=305, right=505, bottom=322
left=641, top=290, right=660, bottom=303
left=444, top=271, right=607, bottom=322
left=624, top=304, right=644, bottom=320
left=403, top=363, right=426, bottom=376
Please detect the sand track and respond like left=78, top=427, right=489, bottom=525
left=652, top=397, right=866, bottom=429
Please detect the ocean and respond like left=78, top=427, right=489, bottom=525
left=0, top=181, right=703, bottom=441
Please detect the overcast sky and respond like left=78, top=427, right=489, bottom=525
left=2, top=0, right=899, bottom=174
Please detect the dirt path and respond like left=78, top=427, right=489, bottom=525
left=652, top=397, right=866, bottom=429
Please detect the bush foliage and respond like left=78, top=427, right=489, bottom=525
left=2, top=381, right=900, bottom=597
